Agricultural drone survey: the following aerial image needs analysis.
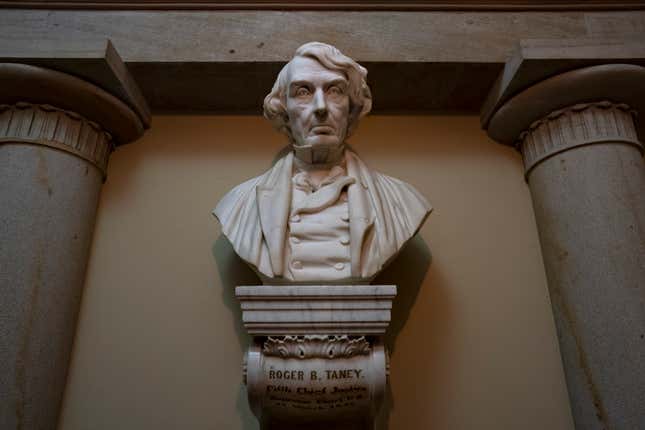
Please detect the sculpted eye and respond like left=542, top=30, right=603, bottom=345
left=328, top=85, right=344, bottom=95
left=295, top=87, right=311, bottom=97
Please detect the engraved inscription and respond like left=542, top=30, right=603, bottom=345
left=263, top=361, right=369, bottom=414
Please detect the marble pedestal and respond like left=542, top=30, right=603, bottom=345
left=236, top=285, right=396, bottom=430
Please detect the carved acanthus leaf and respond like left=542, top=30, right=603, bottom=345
left=263, top=335, right=371, bottom=359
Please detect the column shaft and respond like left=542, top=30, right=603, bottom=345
left=520, top=102, right=645, bottom=430
left=0, top=103, right=112, bottom=429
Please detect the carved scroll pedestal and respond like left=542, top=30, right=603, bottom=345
left=236, top=285, right=396, bottom=430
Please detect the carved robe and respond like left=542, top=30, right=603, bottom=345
left=213, top=150, right=431, bottom=283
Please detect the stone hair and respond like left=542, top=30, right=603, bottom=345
left=263, top=42, right=373, bottom=142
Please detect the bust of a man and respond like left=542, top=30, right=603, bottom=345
left=214, top=42, right=431, bottom=284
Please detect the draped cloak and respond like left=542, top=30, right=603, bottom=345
left=213, top=150, right=432, bottom=283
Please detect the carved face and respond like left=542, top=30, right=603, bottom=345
left=285, top=56, right=350, bottom=150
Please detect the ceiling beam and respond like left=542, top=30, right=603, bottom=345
left=1, top=10, right=643, bottom=114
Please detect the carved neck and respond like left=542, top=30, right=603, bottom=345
left=292, top=143, right=345, bottom=170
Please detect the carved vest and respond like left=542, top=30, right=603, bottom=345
left=284, top=167, right=355, bottom=282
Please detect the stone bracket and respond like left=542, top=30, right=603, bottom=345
left=236, top=285, right=396, bottom=429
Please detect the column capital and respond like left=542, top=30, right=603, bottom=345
left=485, top=62, right=645, bottom=176
left=481, top=38, right=645, bottom=145
left=486, top=63, right=645, bottom=146
left=0, top=53, right=148, bottom=178
left=0, top=62, right=145, bottom=145
left=0, top=102, right=114, bottom=176
left=517, top=101, right=641, bottom=176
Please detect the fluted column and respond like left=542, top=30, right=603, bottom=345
left=487, top=64, right=645, bottom=430
left=0, top=63, right=147, bottom=430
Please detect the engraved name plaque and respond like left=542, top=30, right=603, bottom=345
left=245, top=335, right=387, bottom=426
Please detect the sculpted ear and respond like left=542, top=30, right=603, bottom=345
left=347, top=81, right=372, bottom=137
left=346, top=99, right=371, bottom=137
left=263, top=91, right=295, bottom=142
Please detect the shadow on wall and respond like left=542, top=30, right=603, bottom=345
left=375, top=235, right=432, bottom=354
left=213, top=236, right=261, bottom=430
left=373, top=235, right=432, bottom=430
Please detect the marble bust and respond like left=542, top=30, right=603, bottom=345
left=214, top=42, right=431, bottom=284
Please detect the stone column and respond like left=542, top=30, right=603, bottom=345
left=486, top=64, right=645, bottom=430
left=0, top=63, right=147, bottom=430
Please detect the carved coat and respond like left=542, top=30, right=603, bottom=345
left=213, top=150, right=431, bottom=282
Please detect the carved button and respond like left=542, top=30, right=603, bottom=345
left=339, top=237, right=350, bottom=245
left=340, top=213, right=350, bottom=222
left=291, top=261, right=303, bottom=270
left=290, top=236, right=301, bottom=244
left=334, top=262, right=345, bottom=270
left=291, top=214, right=301, bottom=222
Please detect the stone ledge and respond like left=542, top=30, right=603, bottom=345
left=2, top=10, right=644, bottom=114
left=236, top=285, right=397, bottom=335
left=2, top=1, right=644, bottom=11
left=481, top=38, right=645, bottom=129
left=0, top=39, right=150, bottom=128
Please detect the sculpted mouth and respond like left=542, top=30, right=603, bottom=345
left=310, top=125, right=334, bottom=135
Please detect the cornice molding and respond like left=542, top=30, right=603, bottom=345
left=236, top=285, right=396, bottom=335
left=0, top=1, right=643, bottom=10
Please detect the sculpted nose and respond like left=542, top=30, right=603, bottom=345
left=313, top=89, right=328, bottom=117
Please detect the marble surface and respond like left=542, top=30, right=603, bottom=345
left=237, top=284, right=396, bottom=427
left=235, top=284, right=396, bottom=335
left=214, top=42, right=431, bottom=284
left=245, top=337, right=386, bottom=428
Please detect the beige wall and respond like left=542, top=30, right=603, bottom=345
left=58, top=115, right=574, bottom=430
